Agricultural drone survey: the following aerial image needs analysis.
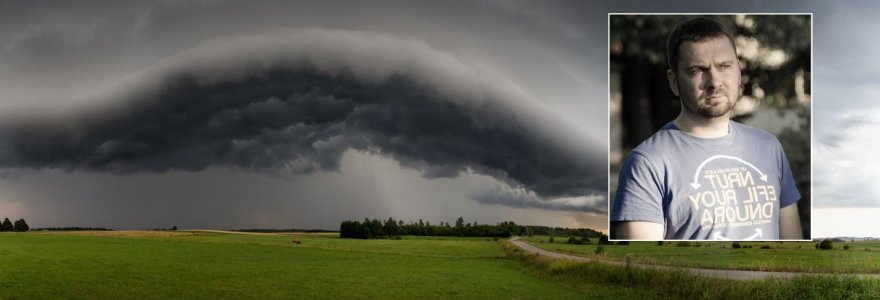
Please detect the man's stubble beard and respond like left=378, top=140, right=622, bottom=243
left=677, top=82, right=738, bottom=119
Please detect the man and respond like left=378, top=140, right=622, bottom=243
left=610, top=17, right=802, bottom=240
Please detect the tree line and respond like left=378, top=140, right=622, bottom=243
left=340, top=217, right=603, bottom=239
left=0, top=217, right=29, bottom=232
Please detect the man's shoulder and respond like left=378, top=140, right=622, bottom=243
left=731, top=121, right=781, bottom=144
left=629, top=122, right=678, bottom=159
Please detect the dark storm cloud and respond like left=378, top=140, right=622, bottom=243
left=473, top=185, right=605, bottom=213
left=0, top=30, right=606, bottom=207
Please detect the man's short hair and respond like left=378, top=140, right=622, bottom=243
left=666, top=17, right=737, bottom=72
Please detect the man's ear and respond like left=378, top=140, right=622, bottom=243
left=667, top=68, right=679, bottom=97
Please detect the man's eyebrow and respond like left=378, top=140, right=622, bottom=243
left=686, top=63, right=708, bottom=68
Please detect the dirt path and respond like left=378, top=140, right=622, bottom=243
left=509, top=237, right=879, bottom=281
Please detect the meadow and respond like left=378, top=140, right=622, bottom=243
left=4, top=231, right=879, bottom=299
left=519, top=235, right=880, bottom=273
left=507, top=244, right=880, bottom=300
left=0, top=231, right=660, bottom=299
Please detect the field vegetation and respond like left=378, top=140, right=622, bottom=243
left=507, top=243, right=880, bottom=299
left=0, top=231, right=648, bottom=299
left=520, top=235, right=880, bottom=273
left=5, top=231, right=879, bottom=299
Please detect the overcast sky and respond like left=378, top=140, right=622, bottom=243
left=0, top=0, right=612, bottom=230
left=0, top=0, right=877, bottom=236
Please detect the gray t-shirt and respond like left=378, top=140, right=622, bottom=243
left=611, top=121, right=800, bottom=240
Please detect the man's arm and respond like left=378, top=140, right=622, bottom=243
left=779, top=203, right=803, bottom=239
left=613, top=221, right=664, bottom=240
left=611, top=152, right=666, bottom=240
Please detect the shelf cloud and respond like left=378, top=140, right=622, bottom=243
left=0, top=29, right=606, bottom=212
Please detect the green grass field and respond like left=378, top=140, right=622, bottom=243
left=0, top=231, right=662, bottom=299
left=519, top=235, right=880, bottom=273
left=507, top=244, right=880, bottom=300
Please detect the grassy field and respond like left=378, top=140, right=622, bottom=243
left=0, top=231, right=662, bottom=299
left=519, top=235, right=880, bottom=273
left=506, top=243, right=880, bottom=300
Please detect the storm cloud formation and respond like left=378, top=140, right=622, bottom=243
left=0, top=29, right=606, bottom=210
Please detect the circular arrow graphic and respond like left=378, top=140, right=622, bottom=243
left=690, top=155, right=768, bottom=189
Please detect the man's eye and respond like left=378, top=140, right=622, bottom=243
left=719, top=64, right=731, bottom=70
left=688, top=68, right=701, bottom=75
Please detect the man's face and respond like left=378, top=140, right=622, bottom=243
left=667, top=36, right=741, bottom=119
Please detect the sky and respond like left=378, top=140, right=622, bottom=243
left=0, top=0, right=609, bottom=231
left=0, top=0, right=877, bottom=237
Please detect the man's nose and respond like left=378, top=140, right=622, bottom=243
left=704, top=67, right=723, bottom=90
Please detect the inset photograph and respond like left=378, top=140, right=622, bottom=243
left=608, top=14, right=811, bottom=241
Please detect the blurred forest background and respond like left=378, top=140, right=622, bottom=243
left=609, top=15, right=811, bottom=238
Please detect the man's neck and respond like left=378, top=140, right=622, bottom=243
left=672, top=111, right=730, bottom=138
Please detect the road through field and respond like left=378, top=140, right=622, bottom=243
left=509, top=237, right=880, bottom=280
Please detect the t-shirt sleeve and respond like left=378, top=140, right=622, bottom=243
left=610, top=152, right=665, bottom=224
left=779, top=148, right=801, bottom=208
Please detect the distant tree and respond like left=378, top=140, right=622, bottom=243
left=384, top=217, right=400, bottom=236
left=595, top=244, right=605, bottom=255
left=581, top=237, right=591, bottom=245
left=454, top=217, right=465, bottom=236
left=13, top=218, right=29, bottom=232
left=843, top=245, right=851, bottom=251
left=362, top=225, right=372, bottom=239
left=657, top=241, right=664, bottom=246
left=548, top=235, right=555, bottom=243
left=172, top=226, right=178, bottom=231
left=370, top=219, right=385, bottom=237
left=676, top=241, right=692, bottom=247
left=525, top=227, right=534, bottom=237
left=732, top=242, right=742, bottom=249
left=339, top=221, right=353, bottom=238
left=598, top=235, right=611, bottom=245
left=498, top=221, right=520, bottom=236
left=819, top=239, right=834, bottom=250
left=0, top=218, right=12, bottom=231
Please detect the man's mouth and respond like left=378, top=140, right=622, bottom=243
left=703, top=94, right=726, bottom=105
